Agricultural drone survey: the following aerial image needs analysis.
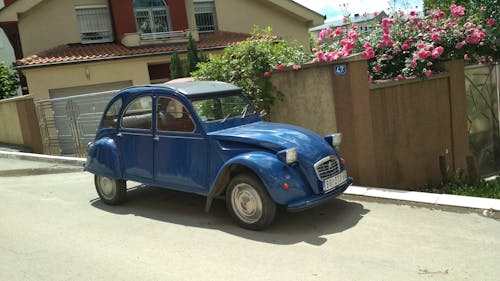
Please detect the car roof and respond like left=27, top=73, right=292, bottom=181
left=161, top=81, right=241, bottom=98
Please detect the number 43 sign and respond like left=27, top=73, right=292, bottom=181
left=334, top=65, right=347, bottom=75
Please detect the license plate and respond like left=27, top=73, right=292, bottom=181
left=323, top=170, right=347, bottom=193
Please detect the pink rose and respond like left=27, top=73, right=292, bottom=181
left=276, top=64, right=285, bottom=71
left=431, top=33, right=440, bottom=42
left=450, top=4, right=466, bottom=17
left=401, top=43, right=409, bottom=51
left=397, top=74, right=404, bottom=80
left=425, top=70, right=432, bottom=77
left=263, top=71, right=271, bottom=78
left=464, top=54, right=469, bottom=60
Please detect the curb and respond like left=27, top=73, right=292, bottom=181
left=1, top=150, right=499, bottom=212
left=345, top=185, right=500, bottom=212
left=0, top=151, right=85, bottom=166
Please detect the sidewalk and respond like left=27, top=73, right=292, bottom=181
left=0, top=149, right=499, bottom=212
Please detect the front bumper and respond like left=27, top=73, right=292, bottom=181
left=286, top=177, right=352, bottom=212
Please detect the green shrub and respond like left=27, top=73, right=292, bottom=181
left=192, top=27, right=307, bottom=113
left=440, top=175, right=500, bottom=199
left=186, top=33, right=200, bottom=75
left=169, top=51, right=184, bottom=79
left=0, top=61, right=19, bottom=99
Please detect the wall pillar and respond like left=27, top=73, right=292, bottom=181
left=331, top=54, right=378, bottom=186
left=442, top=60, right=469, bottom=172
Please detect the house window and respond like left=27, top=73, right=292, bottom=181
left=194, top=0, right=217, bottom=33
left=134, top=0, right=172, bottom=35
left=75, top=5, right=114, bottom=44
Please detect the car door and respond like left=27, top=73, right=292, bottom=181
left=118, top=94, right=154, bottom=181
left=154, top=96, right=208, bottom=194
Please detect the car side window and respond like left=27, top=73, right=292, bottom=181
left=157, top=97, right=195, bottom=133
left=121, top=96, right=153, bottom=130
left=102, top=98, right=122, bottom=128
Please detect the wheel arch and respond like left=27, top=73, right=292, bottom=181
left=205, top=151, right=308, bottom=212
left=84, top=137, right=123, bottom=179
left=204, top=163, right=258, bottom=212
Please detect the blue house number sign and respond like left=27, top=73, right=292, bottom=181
left=334, top=65, right=347, bottom=75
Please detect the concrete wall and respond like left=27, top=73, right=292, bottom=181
left=270, top=63, right=337, bottom=137
left=0, top=95, right=43, bottom=153
left=271, top=56, right=469, bottom=189
left=18, top=0, right=108, bottom=56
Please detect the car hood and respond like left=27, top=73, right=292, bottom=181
left=208, top=121, right=335, bottom=162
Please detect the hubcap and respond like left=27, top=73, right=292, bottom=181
left=98, top=176, right=116, bottom=200
left=231, top=183, right=263, bottom=224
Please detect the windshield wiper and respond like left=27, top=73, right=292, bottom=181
left=240, top=104, right=249, bottom=119
left=220, top=113, right=232, bottom=123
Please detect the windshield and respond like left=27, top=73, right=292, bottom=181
left=191, top=93, right=257, bottom=123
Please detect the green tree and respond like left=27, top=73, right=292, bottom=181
left=193, top=27, right=306, bottom=113
left=0, top=61, right=19, bottom=99
left=169, top=51, right=184, bottom=79
left=186, top=33, right=199, bottom=76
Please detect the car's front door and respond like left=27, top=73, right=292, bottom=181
left=154, top=96, right=208, bottom=194
left=118, top=95, right=154, bottom=181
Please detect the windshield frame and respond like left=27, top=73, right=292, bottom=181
left=189, top=91, right=258, bottom=123
left=188, top=91, right=261, bottom=132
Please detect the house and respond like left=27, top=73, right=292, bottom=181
left=0, top=0, right=324, bottom=100
left=310, top=11, right=387, bottom=39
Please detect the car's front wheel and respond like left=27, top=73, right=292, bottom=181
left=94, top=175, right=127, bottom=205
left=226, top=174, right=276, bottom=230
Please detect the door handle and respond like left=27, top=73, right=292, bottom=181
left=154, top=136, right=160, bottom=141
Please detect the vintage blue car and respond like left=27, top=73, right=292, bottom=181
left=85, top=81, right=352, bottom=230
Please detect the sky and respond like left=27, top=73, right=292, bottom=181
left=293, top=0, right=423, bottom=22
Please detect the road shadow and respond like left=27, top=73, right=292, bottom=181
left=91, top=185, right=369, bottom=246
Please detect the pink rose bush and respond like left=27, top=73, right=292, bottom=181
left=313, top=5, right=498, bottom=80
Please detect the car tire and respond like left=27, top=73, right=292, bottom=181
left=94, top=175, right=127, bottom=205
left=226, top=173, right=276, bottom=230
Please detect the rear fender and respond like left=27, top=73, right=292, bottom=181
left=84, top=137, right=122, bottom=179
left=205, top=151, right=311, bottom=211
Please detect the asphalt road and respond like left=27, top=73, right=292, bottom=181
left=0, top=159, right=499, bottom=281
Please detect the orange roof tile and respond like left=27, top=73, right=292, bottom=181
left=18, top=31, right=249, bottom=68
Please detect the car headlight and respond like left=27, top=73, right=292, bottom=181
left=277, top=148, right=298, bottom=164
left=324, top=133, right=342, bottom=147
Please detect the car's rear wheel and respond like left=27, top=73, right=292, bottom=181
left=226, top=174, right=276, bottom=230
left=95, top=175, right=127, bottom=205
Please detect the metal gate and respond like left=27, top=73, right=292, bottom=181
left=465, top=62, right=500, bottom=176
left=35, top=90, right=118, bottom=157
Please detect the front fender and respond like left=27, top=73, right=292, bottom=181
left=209, top=151, right=313, bottom=206
left=84, top=137, right=122, bottom=179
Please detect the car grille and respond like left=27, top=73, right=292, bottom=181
left=314, top=156, right=341, bottom=181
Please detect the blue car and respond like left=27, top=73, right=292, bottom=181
left=85, top=81, right=352, bottom=230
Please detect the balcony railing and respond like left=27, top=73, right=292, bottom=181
left=139, top=30, right=188, bottom=40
